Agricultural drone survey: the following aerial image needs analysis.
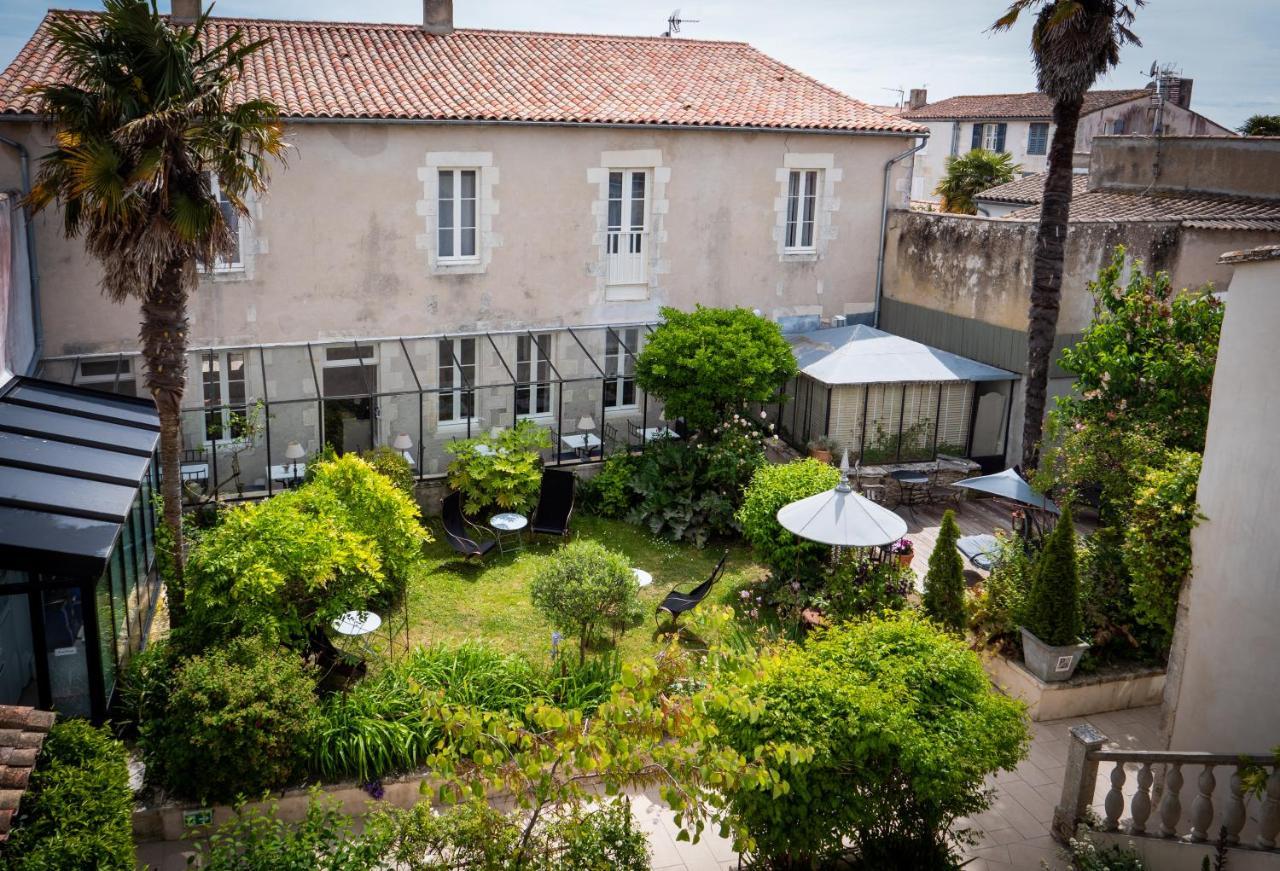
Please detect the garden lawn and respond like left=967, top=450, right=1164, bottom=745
left=405, top=515, right=767, bottom=664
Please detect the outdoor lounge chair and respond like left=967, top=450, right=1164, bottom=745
left=531, top=468, right=576, bottom=537
left=441, top=491, right=497, bottom=560
left=656, top=550, right=728, bottom=626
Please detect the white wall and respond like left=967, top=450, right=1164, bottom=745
left=911, top=119, right=1050, bottom=204
left=1162, top=251, right=1280, bottom=753
left=0, top=193, right=35, bottom=382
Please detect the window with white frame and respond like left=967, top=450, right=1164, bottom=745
left=77, top=358, right=137, bottom=397
left=437, top=169, right=478, bottom=262
left=1027, top=122, right=1049, bottom=155
left=516, top=333, right=552, bottom=417
left=605, top=170, right=648, bottom=285
left=201, top=351, right=247, bottom=442
left=603, top=328, right=638, bottom=410
left=981, top=123, right=1001, bottom=151
left=206, top=174, right=244, bottom=271
left=437, top=337, right=476, bottom=425
left=784, top=169, right=819, bottom=251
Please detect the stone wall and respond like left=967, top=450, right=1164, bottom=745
left=1088, top=135, right=1280, bottom=200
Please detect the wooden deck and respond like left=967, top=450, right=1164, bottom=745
left=896, top=497, right=1095, bottom=588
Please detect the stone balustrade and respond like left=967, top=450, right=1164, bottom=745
left=1054, top=723, right=1280, bottom=857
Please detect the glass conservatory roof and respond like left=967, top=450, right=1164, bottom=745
left=0, top=377, right=159, bottom=577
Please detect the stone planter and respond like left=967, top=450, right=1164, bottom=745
left=1020, top=627, right=1089, bottom=683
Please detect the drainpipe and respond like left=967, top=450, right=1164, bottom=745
left=873, top=136, right=927, bottom=329
left=0, top=134, right=42, bottom=375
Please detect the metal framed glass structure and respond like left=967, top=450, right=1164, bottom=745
left=43, top=323, right=673, bottom=502
left=0, top=377, right=161, bottom=722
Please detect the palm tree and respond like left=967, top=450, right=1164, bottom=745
left=27, top=0, right=286, bottom=624
left=1238, top=114, right=1280, bottom=136
left=991, top=0, right=1144, bottom=472
left=934, top=149, right=1020, bottom=214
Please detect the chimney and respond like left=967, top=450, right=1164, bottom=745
left=171, top=0, right=200, bottom=24
left=423, top=0, right=454, bottom=35
left=1173, top=77, right=1193, bottom=109
left=908, top=88, right=928, bottom=111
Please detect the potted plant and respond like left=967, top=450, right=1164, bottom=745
left=889, top=537, right=914, bottom=568
left=1020, top=506, right=1089, bottom=682
left=807, top=436, right=837, bottom=464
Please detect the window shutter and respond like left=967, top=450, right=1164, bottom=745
left=995, top=123, right=1007, bottom=153
left=971, top=123, right=983, bottom=151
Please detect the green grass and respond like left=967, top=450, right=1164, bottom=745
left=404, top=514, right=768, bottom=665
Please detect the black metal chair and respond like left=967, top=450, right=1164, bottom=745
left=626, top=419, right=643, bottom=446
left=602, top=421, right=621, bottom=453
left=656, top=550, right=728, bottom=626
left=531, top=468, right=576, bottom=538
left=441, top=491, right=497, bottom=560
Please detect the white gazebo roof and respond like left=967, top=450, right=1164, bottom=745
left=788, top=325, right=1016, bottom=386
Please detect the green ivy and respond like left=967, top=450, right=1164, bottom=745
left=0, top=721, right=134, bottom=871
left=635, top=306, right=797, bottom=435
left=445, top=420, right=551, bottom=516
left=1123, top=451, right=1202, bottom=649
left=736, top=458, right=839, bottom=581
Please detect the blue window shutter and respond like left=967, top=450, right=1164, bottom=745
left=971, top=123, right=983, bottom=151
left=995, top=123, right=1007, bottom=153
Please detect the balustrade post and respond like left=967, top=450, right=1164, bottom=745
left=1158, top=762, right=1184, bottom=839
left=1258, top=767, right=1280, bottom=850
left=1104, top=763, right=1127, bottom=831
left=1223, top=767, right=1246, bottom=846
left=1188, top=764, right=1217, bottom=842
left=1053, top=723, right=1107, bottom=843
left=1130, top=763, right=1154, bottom=835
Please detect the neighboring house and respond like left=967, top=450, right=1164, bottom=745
left=902, top=81, right=1233, bottom=204
left=880, top=135, right=1280, bottom=467
left=0, top=1, right=926, bottom=486
left=973, top=173, right=1089, bottom=218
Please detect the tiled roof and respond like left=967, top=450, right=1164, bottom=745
left=0, top=12, right=923, bottom=134
left=976, top=172, right=1089, bottom=205
left=903, top=89, right=1150, bottom=121
left=0, top=705, right=56, bottom=842
left=1001, top=189, right=1280, bottom=225
left=1219, top=244, right=1280, bottom=264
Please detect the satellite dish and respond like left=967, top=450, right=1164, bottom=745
left=1148, top=60, right=1158, bottom=78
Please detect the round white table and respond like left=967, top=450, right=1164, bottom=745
left=632, top=568, right=653, bottom=588
left=332, top=610, right=382, bottom=636
left=490, top=512, right=528, bottom=553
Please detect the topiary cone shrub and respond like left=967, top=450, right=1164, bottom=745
left=923, top=509, right=967, bottom=632
left=1024, top=506, right=1082, bottom=646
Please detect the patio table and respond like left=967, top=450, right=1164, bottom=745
left=332, top=610, right=383, bottom=660
left=889, top=470, right=930, bottom=522
left=490, top=512, right=528, bottom=554
left=560, top=433, right=601, bottom=458
left=269, top=462, right=307, bottom=488
left=641, top=427, right=680, bottom=442
left=956, top=533, right=1001, bottom=572
left=180, top=462, right=209, bottom=483
left=631, top=568, right=653, bottom=588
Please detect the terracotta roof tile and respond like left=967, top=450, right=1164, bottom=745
left=0, top=12, right=924, bottom=134
left=903, top=89, right=1150, bottom=121
left=977, top=172, right=1089, bottom=205
left=0, top=705, right=54, bottom=842
left=1000, top=189, right=1280, bottom=225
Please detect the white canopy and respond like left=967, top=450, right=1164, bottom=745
left=776, top=454, right=909, bottom=548
left=788, top=324, right=1016, bottom=386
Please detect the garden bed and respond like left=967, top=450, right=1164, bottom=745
left=983, top=652, right=1165, bottom=721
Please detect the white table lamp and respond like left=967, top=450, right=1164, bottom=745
left=577, top=415, right=595, bottom=432
left=392, top=432, right=414, bottom=465
left=284, top=440, right=306, bottom=477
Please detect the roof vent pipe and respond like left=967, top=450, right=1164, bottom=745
left=171, top=0, right=201, bottom=24
left=424, top=0, right=454, bottom=34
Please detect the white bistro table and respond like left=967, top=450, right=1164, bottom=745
left=490, top=512, right=528, bottom=554
left=560, top=433, right=601, bottom=458
left=641, top=427, right=680, bottom=442
left=269, top=462, right=308, bottom=488
left=631, top=568, right=653, bottom=588
left=332, top=610, right=383, bottom=659
left=180, top=462, right=209, bottom=483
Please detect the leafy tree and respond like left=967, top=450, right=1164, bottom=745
left=1054, top=247, right=1224, bottom=453
left=934, top=149, right=1020, bottom=214
left=530, top=540, right=644, bottom=663
left=26, top=0, right=286, bottom=621
left=1024, top=506, right=1082, bottom=645
left=923, top=509, right=967, bottom=632
left=713, top=613, right=1028, bottom=868
left=1238, top=114, right=1280, bottom=136
left=991, top=0, right=1146, bottom=471
left=736, top=458, right=839, bottom=580
left=635, top=306, right=797, bottom=434
left=0, top=721, right=134, bottom=871
left=140, top=637, right=320, bottom=803
left=359, top=445, right=417, bottom=502
left=446, top=420, right=551, bottom=515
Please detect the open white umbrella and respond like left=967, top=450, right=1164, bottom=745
left=951, top=468, right=1059, bottom=514
left=776, top=453, right=908, bottom=548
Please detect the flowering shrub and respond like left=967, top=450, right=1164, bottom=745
left=742, top=553, right=912, bottom=626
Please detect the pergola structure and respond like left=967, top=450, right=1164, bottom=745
left=42, top=323, right=672, bottom=501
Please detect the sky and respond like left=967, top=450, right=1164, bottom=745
left=0, top=0, right=1275, bottom=130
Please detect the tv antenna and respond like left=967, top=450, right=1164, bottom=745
left=663, top=9, right=699, bottom=37
left=881, top=86, right=905, bottom=108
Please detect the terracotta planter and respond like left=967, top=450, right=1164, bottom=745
left=896, top=552, right=914, bottom=568
left=1020, top=627, right=1090, bottom=683
left=809, top=448, right=832, bottom=464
